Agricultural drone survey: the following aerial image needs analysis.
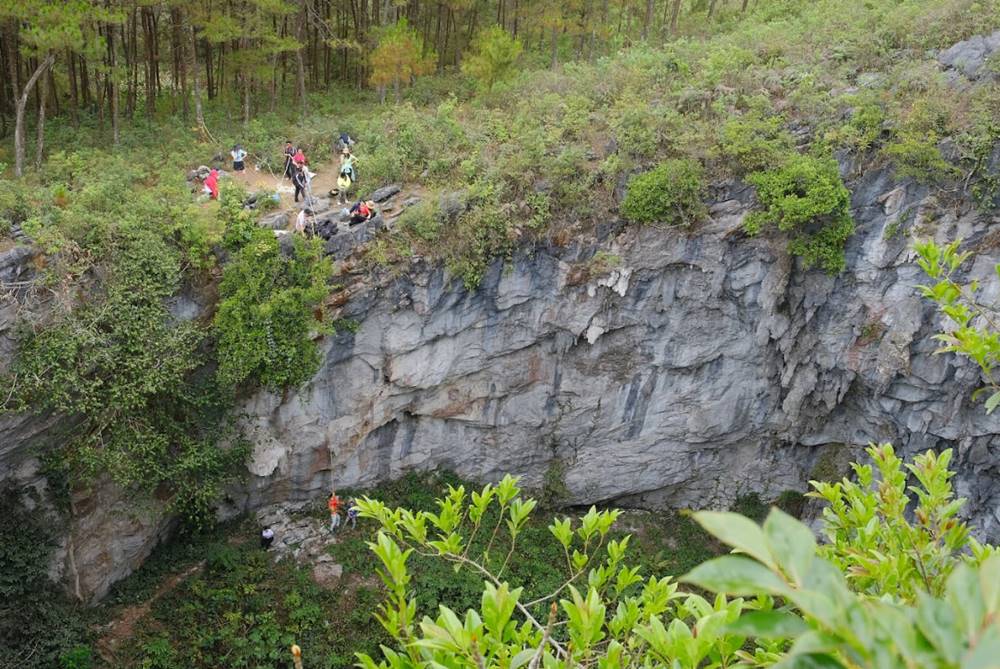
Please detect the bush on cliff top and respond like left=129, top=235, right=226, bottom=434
left=745, top=153, right=854, bottom=273
left=621, top=158, right=708, bottom=226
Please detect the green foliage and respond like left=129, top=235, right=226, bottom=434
left=218, top=180, right=257, bottom=251
left=214, top=230, right=332, bottom=389
left=370, top=19, right=436, bottom=102
left=745, top=153, right=854, bottom=273
left=396, top=200, right=442, bottom=244
left=462, top=27, right=524, bottom=91
left=4, top=228, right=247, bottom=526
left=916, top=238, right=1000, bottom=413
left=884, top=131, right=956, bottom=183
left=118, top=536, right=365, bottom=669
left=350, top=447, right=999, bottom=669
left=883, top=97, right=957, bottom=183
left=621, top=158, right=707, bottom=226
left=0, top=488, right=92, bottom=668
left=0, top=177, right=30, bottom=236
left=719, top=112, right=795, bottom=173
left=809, top=443, right=983, bottom=600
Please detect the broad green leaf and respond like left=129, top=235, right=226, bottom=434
left=682, top=556, right=790, bottom=596
left=692, top=511, right=777, bottom=569
left=980, top=554, right=1000, bottom=614
left=985, top=390, right=1000, bottom=414
left=947, top=564, right=986, bottom=637
left=763, top=508, right=815, bottom=585
left=916, top=592, right=962, bottom=664
left=727, top=610, right=809, bottom=639
left=961, top=627, right=1000, bottom=669
left=774, top=653, right=847, bottom=669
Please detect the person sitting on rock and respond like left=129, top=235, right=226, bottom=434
left=260, top=527, right=275, bottom=550
left=328, top=491, right=342, bottom=533
left=348, top=200, right=376, bottom=225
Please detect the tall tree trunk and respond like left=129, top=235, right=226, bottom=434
left=13, top=53, right=54, bottom=177
left=80, top=55, right=92, bottom=109
left=189, top=24, right=205, bottom=130
left=550, top=24, right=559, bottom=68
left=110, top=23, right=120, bottom=145
left=67, top=48, right=79, bottom=125
left=35, top=67, right=48, bottom=169
left=296, top=0, right=309, bottom=119
left=741, top=0, right=749, bottom=11
left=669, top=0, right=682, bottom=32
left=172, top=8, right=188, bottom=119
left=242, top=74, right=251, bottom=126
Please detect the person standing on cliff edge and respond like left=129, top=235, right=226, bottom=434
left=328, top=490, right=342, bottom=533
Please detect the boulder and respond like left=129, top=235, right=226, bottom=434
left=369, top=184, right=402, bottom=203
left=311, top=562, right=344, bottom=588
left=259, top=211, right=289, bottom=230
left=939, top=30, right=1000, bottom=80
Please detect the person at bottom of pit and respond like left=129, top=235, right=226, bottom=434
left=328, top=490, right=342, bottom=533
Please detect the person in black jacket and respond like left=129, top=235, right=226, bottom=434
left=283, top=140, right=296, bottom=180
left=292, top=164, right=308, bottom=203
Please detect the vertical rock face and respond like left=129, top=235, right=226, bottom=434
left=240, top=168, right=1000, bottom=541
left=4, top=162, right=1000, bottom=601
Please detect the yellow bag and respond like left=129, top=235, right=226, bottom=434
left=337, top=175, right=352, bottom=192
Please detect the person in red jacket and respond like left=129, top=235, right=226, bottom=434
left=328, top=490, right=342, bottom=533
left=293, top=149, right=307, bottom=167
left=203, top=168, right=219, bottom=200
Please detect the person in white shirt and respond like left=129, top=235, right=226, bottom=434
left=231, top=144, right=247, bottom=172
left=260, top=527, right=274, bottom=550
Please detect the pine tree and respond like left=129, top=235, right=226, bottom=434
left=369, top=19, right=435, bottom=104
left=461, top=25, right=523, bottom=90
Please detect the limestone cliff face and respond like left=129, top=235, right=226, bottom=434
left=237, top=166, right=1000, bottom=545
left=4, top=150, right=1000, bottom=603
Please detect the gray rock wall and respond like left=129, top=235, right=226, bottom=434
left=4, top=164, right=1000, bottom=602
left=238, top=168, right=1000, bottom=541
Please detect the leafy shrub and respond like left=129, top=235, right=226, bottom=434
left=718, top=111, right=795, bottom=173
left=351, top=445, right=1000, bottom=669
left=219, top=180, right=257, bottom=250
left=0, top=178, right=30, bottom=236
left=884, top=131, right=955, bottom=183
left=621, top=158, right=707, bottom=226
left=214, top=230, right=331, bottom=390
left=397, top=200, right=442, bottom=243
left=883, top=96, right=957, bottom=184
left=810, top=444, right=982, bottom=600
left=745, top=153, right=854, bottom=273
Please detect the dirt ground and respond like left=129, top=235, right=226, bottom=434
left=227, top=160, right=345, bottom=210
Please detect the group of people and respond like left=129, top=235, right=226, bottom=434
left=198, top=131, right=379, bottom=229
left=258, top=489, right=359, bottom=551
